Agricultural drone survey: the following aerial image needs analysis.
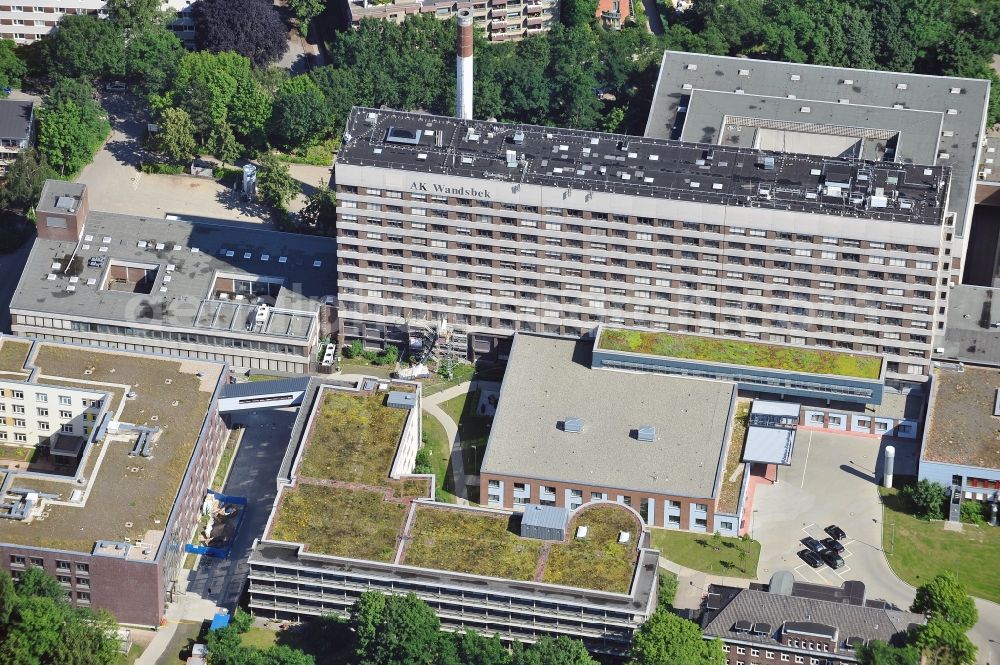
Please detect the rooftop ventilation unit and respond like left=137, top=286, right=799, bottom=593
left=55, top=196, right=77, bottom=211
left=637, top=426, right=655, bottom=442
left=512, top=131, right=525, bottom=145
left=506, top=150, right=518, bottom=168
left=563, top=417, right=583, bottom=433
left=761, top=156, right=776, bottom=170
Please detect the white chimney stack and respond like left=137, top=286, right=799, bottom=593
left=456, top=9, right=473, bottom=119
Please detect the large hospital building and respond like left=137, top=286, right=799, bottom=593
left=334, top=52, right=991, bottom=385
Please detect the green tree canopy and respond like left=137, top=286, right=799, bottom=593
left=0, top=40, right=26, bottom=94
left=628, top=610, right=726, bottom=665
left=512, top=636, right=598, bottom=665
left=0, top=148, right=50, bottom=212
left=125, top=27, right=184, bottom=96
left=155, top=106, right=198, bottom=164
left=37, top=80, right=110, bottom=176
left=269, top=76, right=331, bottom=149
left=911, top=618, right=977, bottom=665
left=911, top=572, right=978, bottom=630
left=43, top=14, right=124, bottom=80
left=857, top=640, right=920, bottom=665
left=256, top=153, right=299, bottom=209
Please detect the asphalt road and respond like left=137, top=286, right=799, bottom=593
left=186, top=409, right=296, bottom=610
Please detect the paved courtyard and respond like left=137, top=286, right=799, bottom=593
left=75, top=93, right=331, bottom=223
left=752, top=430, right=920, bottom=607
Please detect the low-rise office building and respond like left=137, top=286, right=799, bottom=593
left=918, top=364, right=1000, bottom=523
left=248, top=376, right=659, bottom=655
left=702, top=574, right=924, bottom=665
left=0, top=334, right=228, bottom=626
left=10, top=181, right=337, bottom=373
left=342, top=0, right=559, bottom=42
left=480, top=332, right=746, bottom=535
left=0, top=0, right=192, bottom=45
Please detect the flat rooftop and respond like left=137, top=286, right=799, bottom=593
left=597, top=327, right=883, bottom=379
left=645, top=51, right=990, bottom=236
left=0, top=99, right=33, bottom=140
left=481, top=334, right=736, bottom=498
left=980, top=137, right=1000, bottom=184
left=12, top=212, right=337, bottom=339
left=266, top=381, right=645, bottom=594
left=339, top=107, right=949, bottom=226
left=923, top=364, right=1000, bottom=469
left=0, top=336, right=223, bottom=553
left=939, top=285, right=1000, bottom=366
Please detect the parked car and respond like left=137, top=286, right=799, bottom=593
left=822, top=537, right=845, bottom=553
left=105, top=81, right=126, bottom=93
left=798, top=549, right=824, bottom=568
left=802, top=536, right=827, bottom=554
left=825, top=524, right=847, bottom=541
left=821, top=549, right=845, bottom=569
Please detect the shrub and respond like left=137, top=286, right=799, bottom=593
left=371, top=344, right=399, bottom=367
left=657, top=572, right=678, bottom=610
left=960, top=500, right=985, bottom=525
left=902, top=479, right=947, bottom=520
left=414, top=447, right=432, bottom=474
left=343, top=340, right=364, bottom=359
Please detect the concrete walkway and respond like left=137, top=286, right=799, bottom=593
left=658, top=556, right=752, bottom=609
left=134, top=569, right=217, bottom=665
left=423, top=382, right=477, bottom=505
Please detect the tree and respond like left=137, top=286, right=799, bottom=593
left=0, top=570, right=14, bottom=625
left=287, top=0, right=325, bottom=32
left=105, top=0, right=169, bottom=37
left=43, top=14, right=124, bottom=80
left=453, top=631, right=511, bottom=665
left=628, top=610, right=726, bottom=665
left=361, top=593, right=442, bottom=665
left=269, top=76, right=331, bottom=149
left=256, top=154, right=299, bottom=209
left=300, top=184, right=336, bottom=235
left=0, top=148, right=50, bottom=212
left=125, top=27, right=184, bottom=95
left=657, top=572, right=678, bottom=610
left=350, top=591, right=386, bottom=661
left=903, top=479, right=947, bottom=519
left=512, top=636, right=598, bottom=665
left=37, top=96, right=110, bottom=176
left=0, top=40, right=26, bottom=94
left=155, top=107, right=198, bottom=164
left=911, top=619, right=977, bottom=665
left=561, top=0, right=598, bottom=28
left=857, top=640, right=920, bottom=665
left=959, top=500, right=984, bottom=525
left=911, top=572, right=978, bottom=630
left=209, top=123, right=241, bottom=166
left=16, top=566, right=66, bottom=602
left=193, top=0, right=289, bottom=68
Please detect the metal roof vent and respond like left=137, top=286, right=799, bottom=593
left=563, top=417, right=583, bottom=433
left=637, top=426, right=655, bottom=442
left=512, top=131, right=525, bottom=145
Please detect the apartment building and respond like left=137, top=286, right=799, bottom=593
left=701, top=575, right=923, bottom=665
left=249, top=376, right=659, bottom=655
left=0, top=335, right=229, bottom=626
left=336, top=106, right=955, bottom=384
left=342, top=0, right=559, bottom=42
left=10, top=181, right=337, bottom=373
left=0, top=0, right=193, bottom=45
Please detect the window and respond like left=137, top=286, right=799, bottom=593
left=38, top=421, right=49, bottom=431
left=13, top=433, right=26, bottom=442
left=737, top=647, right=746, bottom=655
left=35, top=393, right=47, bottom=403
left=9, top=555, right=25, bottom=566
left=12, top=391, right=23, bottom=400
left=76, top=592, right=90, bottom=603
left=75, top=563, right=89, bottom=574
left=751, top=649, right=760, bottom=657
left=59, top=410, right=72, bottom=419
left=58, top=396, right=71, bottom=406
left=61, top=424, right=74, bottom=434
left=36, top=408, right=48, bottom=417
left=55, top=560, right=70, bottom=571
left=12, top=404, right=23, bottom=414
left=13, top=418, right=25, bottom=428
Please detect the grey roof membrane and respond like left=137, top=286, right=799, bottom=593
left=939, top=284, right=1000, bottom=366
left=703, top=587, right=923, bottom=648
left=220, top=377, right=310, bottom=400
left=480, top=333, right=736, bottom=498
left=645, top=51, right=990, bottom=236
left=340, top=107, right=950, bottom=226
left=0, top=100, right=33, bottom=140
left=12, top=212, right=337, bottom=339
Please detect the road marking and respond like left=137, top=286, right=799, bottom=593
left=800, top=431, right=814, bottom=488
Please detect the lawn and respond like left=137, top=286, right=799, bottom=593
left=403, top=505, right=542, bottom=580
left=543, top=505, right=640, bottom=593
left=339, top=361, right=395, bottom=379
left=0, top=445, right=37, bottom=463
left=421, top=411, right=457, bottom=503
left=211, top=427, right=242, bottom=491
left=717, top=401, right=749, bottom=514
left=0, top=339, right=30, bottom=373
left=241, top=626, right=277, bottom=649
left=441, top=389, right=491, bottom=475
left=298, top=390, right=407, bottom=485
left=420, top=362, right=476, bottom=396
left=881, top=488, right=1000, bottom=603
left=598, top=328, right=882, bottom=379
left=112, top=644, right=143, bottom=665
left=271, top=484, right=406, bottom=562
left=650, top=528, right=760, bottom=579
left=154, top=620, right=202, bottom=665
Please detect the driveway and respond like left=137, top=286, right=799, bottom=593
left=185, top=408, right=297, bottom=609
left=752, top=431, right=919, bottom=608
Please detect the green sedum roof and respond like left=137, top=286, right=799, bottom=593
left=598, top=329, right=882, bottom=379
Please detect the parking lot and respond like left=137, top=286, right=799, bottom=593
left=752, top=430, right=920, bottom=607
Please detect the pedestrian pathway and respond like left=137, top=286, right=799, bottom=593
left=422, top=381, right=477, bottom=506
left=658, top=556, right=752, bottom=610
